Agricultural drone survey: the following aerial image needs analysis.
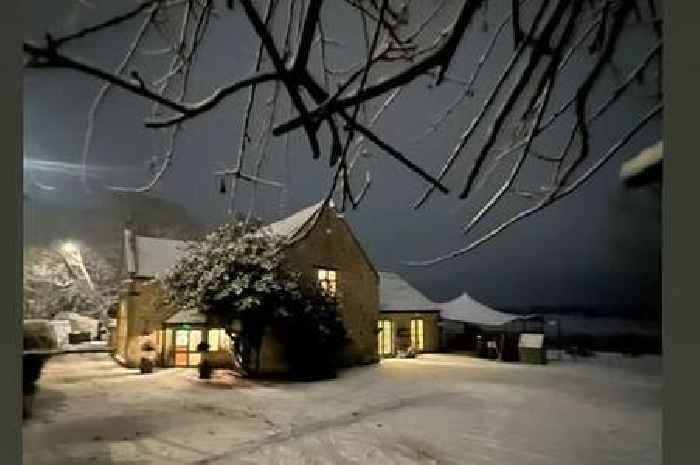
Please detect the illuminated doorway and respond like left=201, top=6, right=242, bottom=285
left=173, top=328, right=203, bottom=366
left=377, top=320, right=394, bottom=356
left=410, top=318, right=424, bottom=351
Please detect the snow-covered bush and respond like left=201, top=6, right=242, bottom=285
left=160, top=220, right=347, bottom=378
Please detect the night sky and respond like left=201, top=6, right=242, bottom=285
left=23, top=1, right=662, bottom=315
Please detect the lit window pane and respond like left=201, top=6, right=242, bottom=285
left=175, top=330, right=188, bottom=348
left=219, top=330, right=230, bottom=350
left=189, top=330, right=202, bottom=352
left=208, top=329, right=220, bottom=351
left=411, top=319, right=424, bottom=351
left=189, top=353, right=201, bottom=366
left=328, top=270, right=336, bottom=280
left=378, top=320, right=393, bottom=355
left=175, top=352, right=188, bottom=366
left=318, top=269, right=327, bottom=280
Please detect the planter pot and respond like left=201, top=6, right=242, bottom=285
left=199, top=360, right=213, bottom=379
left=140, top=357, right=154, bottom=374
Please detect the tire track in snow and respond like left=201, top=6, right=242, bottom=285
left=195, top=391, right=464, bottom=464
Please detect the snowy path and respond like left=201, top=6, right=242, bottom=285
left=23, top=353, right=661, bottom=465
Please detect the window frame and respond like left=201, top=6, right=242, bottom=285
left=316, top=267, right=338, bottom=298
left=377, top=319, right=394, bottom=356
left=410, top=318, right=424, bottom=351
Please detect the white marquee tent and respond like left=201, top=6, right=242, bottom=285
left=439, top=293, right=531, bottom=328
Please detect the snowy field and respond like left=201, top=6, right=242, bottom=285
left=24, top=352, right=661, bottom=465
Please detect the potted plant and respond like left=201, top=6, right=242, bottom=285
left=197, top=341, right=212, bottom=379
left=405, top=346, right=416, bottom=359
left=140, top=339, right=156, bottom=374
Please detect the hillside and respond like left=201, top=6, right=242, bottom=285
left=23, top=191, right=205, bottom=267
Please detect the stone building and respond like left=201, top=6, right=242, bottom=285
left=377, top=272, right=442, bottom=356
left=114, top=202, right=380, bottom=373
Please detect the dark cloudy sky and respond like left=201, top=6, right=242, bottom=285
left=23, top=0, right=662, bottom=315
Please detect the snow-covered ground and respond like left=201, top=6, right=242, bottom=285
left=24, top=352, right=661, bottom=465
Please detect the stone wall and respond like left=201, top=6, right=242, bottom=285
left=120, top=279, right=176, bottom=367
left=284, top=208, right=380, bottom=365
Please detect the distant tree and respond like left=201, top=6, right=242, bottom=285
left=23, top=243, right=120, bottom=321
left=159, top=220, right=347, bottom=378
left=24, top=0, right=662, bottom=263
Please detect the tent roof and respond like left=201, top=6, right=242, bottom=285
left=379, top=272, right=440, bottom=312
left=439, top=293, right=525, bottom=326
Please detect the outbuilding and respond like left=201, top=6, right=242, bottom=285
left=377, top=272, right=441, bottom=357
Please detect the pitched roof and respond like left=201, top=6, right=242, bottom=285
left=266, top=201, right=324, bottom=240
left=124, top=234, right=191, bottom=278
left=379, top=272, right=440, bottom=312
left=165, top=309, right=207, bottom=324
left=124, top=202, right=327, bottom=278
left=439, top=293, right=525, bottom=326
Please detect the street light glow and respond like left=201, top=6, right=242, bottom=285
left=61, top=241, right=79, bottom=256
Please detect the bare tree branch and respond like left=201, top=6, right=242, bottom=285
left=406, top=102, right=661, bottom=267
left=273, top=0, right=486, bottom=136
left=144, top=73, right=280, bottom=127
left=458, top=0, right=579, bottom=199
left=79, top=3, right=160, bottom=193
left=25, top=0, right=662, bottom=264
left=419, top=0, right=534, bottom=141
left=239, top=0, right=323, bottom=160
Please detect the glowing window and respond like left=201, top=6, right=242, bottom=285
left=208, top=329, right=220, bottom=351
left=175, top=330, right=189, bottom=348
left=173, top=329, right=203, bottom=366
left=377, top=320, right=394, bottom=355
left=208, top=328, right=229, bottom=351
left=175, top=352, right=188, bottom=366
left=189, top=353, right=201, bottom=366
left=410, top=319, right=424, bottom=351
left=317, top=268, right=337, bottom=297
left=188, top=330, right=202, bottom=352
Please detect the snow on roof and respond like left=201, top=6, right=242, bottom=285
left=126, top=235, right=191, bottom=278
left=266, top=201, right=324, bottom=239
left=439, top=293, right=524, bottom=326
left=379, top=272, right=440, bottom=312
left=125, top=202, right=327, bottom=278
left=165, top=309, right=207, bottom=325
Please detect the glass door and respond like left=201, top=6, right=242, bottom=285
left=188, top=330, right=202, bottom=366
left=173, top=329, right=202, bottom=366
left=410, top=319, right=424, bottom=351
left=377, top=320, right=394, bottom=356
